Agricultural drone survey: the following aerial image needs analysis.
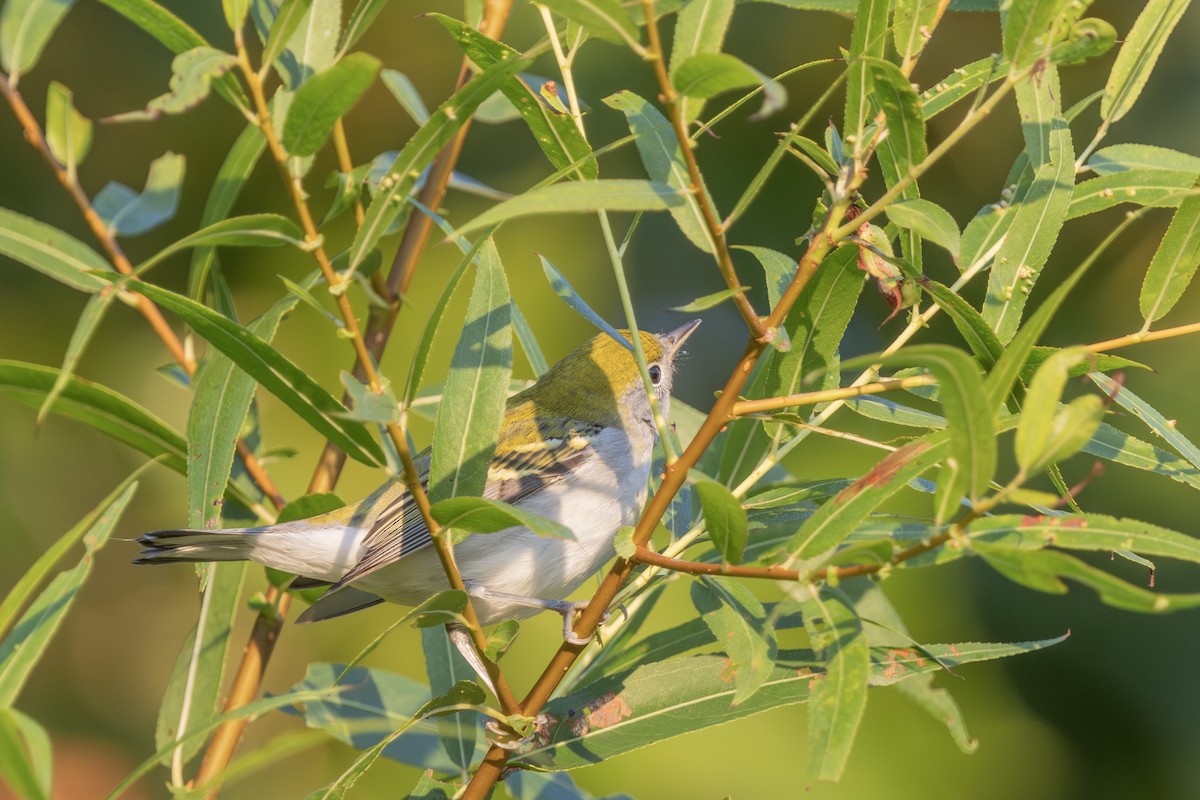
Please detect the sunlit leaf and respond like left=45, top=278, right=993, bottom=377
left=0, top=708, right=50, bottom=800
left=1088, top=144, right=1200, bottom=176
left=0, top=0, right=77, bottom=79
left=45, top=81, right=92, bottom=172
left=886, top=198, right=959, bottom=259
left=1101, top=0, right=1192, bottom=123
left=105, top=47, right=237, bottom=122
left=0, top=206, right=112, bottom=292
left=537, top=0, right=639, bottom=48
left=842, top=0, right=888, bottom=154
left=1139, top=185, right=1200, bottom=323
left=1068, top=169, right=1194, bottom=219
left=690, top=578, right=775, bottom=705
left=282, top=52, right=380, bottom=156
left=429, top=496, right=574, bottom=539
left=694, top=478, right=748, bottom=564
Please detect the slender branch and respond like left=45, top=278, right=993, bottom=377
left=1084, top=320, right=1200, bottom=353
left=730, top=375, right=937, bottom=417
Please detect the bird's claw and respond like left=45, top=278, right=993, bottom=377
left=559, top=601, right=610, bottom=645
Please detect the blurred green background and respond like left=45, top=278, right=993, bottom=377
left=3, top=1, right=1200, bottom=798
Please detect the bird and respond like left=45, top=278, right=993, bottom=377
left=136, top=321, right=700, bottom=661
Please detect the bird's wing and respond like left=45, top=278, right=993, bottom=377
left=331, top=418, right=599, bottom=588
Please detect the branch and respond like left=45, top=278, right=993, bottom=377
left=730, top=375, right=937, bottom=417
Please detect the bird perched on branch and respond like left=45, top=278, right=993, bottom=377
left=137, top=321, right=699, bottom=675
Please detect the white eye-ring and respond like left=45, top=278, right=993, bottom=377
left=649, top=365, right=663, bottom=385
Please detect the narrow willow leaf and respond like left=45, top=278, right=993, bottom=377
left=1139, top=186, right=1200, bottom=323
left=539, top=255, right=631, bottom=350
left=45, top=81, right=92, bottom=171
left=1014, top=348, right=1083, bottom=472
left=427, top=240, right=512, bottom=502
left=846, top=395, right=947, bottom=428
left=968, top=513, right=1200, bottom=565
left=510, top=635, right=1061, bottom=771
left=0, top=481, right=136, bottom=705
left=669, top=0, right=734, bottom=122
left=429, top=496, right=574, bottom=539
left=893, top=0, right=938, bottom=64
left=452, top=180, right=682, bottom=239
left=1067, top=169, right=1193, bottom=219
left=188, top=123, right=266, bottom=298
left=282, top=52, right=379, bottom=156
left=431, top=14, right=597, bottom=179
left=867, top=57, right=927, bottom=178
left=690, top=578, right=775, bottom=705
left=799, top=589, right=869, bottom=782
left=1089, top=144, right=1200, bottom=176
left=669, top=286, right=748, bottom=312
left=105, top=47, right=238, bottom=122
left=1101, top=0, right=1191, bottom=123
left=380, top=69, right=429, bottom=124
left=790, top=433, right=949, bottom=559
left=223, top=0, right=249, bottom=31
left=974, top=544, right=1200, bottom=612
left=36, top=290, right=115, bottom=427
left=984, top=70, right=1073, bottom=343
left=402, top=254, right=475, bottom=408
left=139, top=214, right=304, bottom=274
left=734, top=245, right=792, bottom=309
left=130, top=281, right=385, bottom=465
left=340, top=0, right=389, bottom=53
left=420, top=625, right=481, bottom=776
left=605, top=90, right=714, bottom=252
left=1002, top=0, right=1071, bottom=72
left=842, top=0, right=888, bottom=154
left=1091, top=374, right=1200, bottom=471
left=694, top=479, right=748, bottom=564
left=762, top=246, right=863, bottom=437
left=0, top=709, right=50, bottom=800
left=886, top=199, right=959, bottom=259
left=1020, top=347, right=1146, bottom=382
left=1083, top=422, right=1200, bottom=493
left=260, top=0, right=315, bottom=74
left=96, top=0, right=206, bottom=53
left=511, top=300, right=548, bottom=377
left=672, top=52, right=758, bottom=98
left=537, top=0, right=639, bottom=48
left=95, top=151, right=186, bottom=237
left=0, top=206, right=112, bottom=292
left=0, top=0, right=78, bottom=79
left=349, top=56, right=527, bottom=272
left=922, top=279, right=1002, bottom=370
left=920, top=55, right=1004, bottom=120
left=275, top=0, right=339, bottom=89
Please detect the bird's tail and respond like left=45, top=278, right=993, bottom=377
left=135, top=528, right=257, bottom=564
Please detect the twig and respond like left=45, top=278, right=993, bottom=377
left=730, top=375, right=937, bottom=417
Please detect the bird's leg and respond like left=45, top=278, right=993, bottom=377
left=463, top=584, right=609, bottom=646
left=445, top=621, right=497, bottom=697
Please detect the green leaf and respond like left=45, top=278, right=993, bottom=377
left=402, top=253, right=475, bottom=409
left=340, top=0, right=389, bottom=53
left=537, top=0, right=639, bottom=48
left=223, top=0, right=249, bottom=30
left=669, top=286, right=748, bottom=312
left=1101, top=0, right=1191, bottom=123
left=968, top=513, right=1200, bottom=565
left=983, top=68, right=1073, bottom=344
left=1139, top=184, right=1200, bottom=323
left=511, top=635, right=1061, bottom=770
left=1083, top=422, right=1200, bottom=493
left=1091, top=373, right=1200, bottom=471
left=921, top=55, right=1005, bottom=120
left=1067, top=169, right=1194, bottom=219
left=893, top=0, right=938, bottom=63
left=1014, top=348, right=1103, bottom=473
left=45, top=81, right=92, bottom=172
left=95, top=151, right=186, bottom=237
left=604, top=90, right=714, bottom=252
left=671, top=52, right=758, bottom=98
left=669, top=0, right=734, bottom=122
left=539, top=255, right=631, bottom=349
left=0, top=709, right=50, bottom=800
left=1088, top=144, right=1200, bottom=176
left=690, top=578, right=775, bottom=705
left=846, top=395, right=947, bottom=429
left=129, top=281, right=385, bottom=466
left=886, top=199, right=960, bottom=259
left=867, top=56, right=927, bottom=180
left=1020, top=347, right=1146, bottom=383
left=94, top=0, right=206, bottom=53
left=0, top=0, right=78, bottom=79
left=801, top=589, right=869, bottom=782
left=0, top=480, right=136, bottom=705
left=431, top=14, right=597, bottom=180
left=842, top=0, right=888, bottom=154
left=138, top=214, right=304, bottom=275
left=188, top=123, right=267, bottom=298
left=274, top=0, right=339, bottom=89
left=105, top=47, right=238, bottom=122
left=694, top=478, right=749, bottom=564
left=282, top=52, right=380, bottom=157
left=427, top=240, right=512, bottom=502
left=1002, top=0, right=1071, bottom=72
left=260, top=0, right=315, bottom=75
left=349, top=54, right=527, bottom=273
left=420, top=625, right=481, bottom=776
left=734, top=245, right=793, bottom=309
left=380, top=69, right=429, bottom=124
left=429, top=496, right=574, bottom=539
left=452, top=180, right=682, bottom=239
left=974, top=543, right=1200, bottom=612
left=35, top=290, right=115, bottom=428
left=922, top=279, right=1002, bottom=370
left=0, top=206, right=112, bottom=292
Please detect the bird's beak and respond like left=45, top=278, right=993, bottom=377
left=662, top=319, right=701, bottom=354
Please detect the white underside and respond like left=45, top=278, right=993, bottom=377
left=244, top=425, right=653, bottom=625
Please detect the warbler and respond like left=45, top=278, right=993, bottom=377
left=136, top=321, right=699, bottom=644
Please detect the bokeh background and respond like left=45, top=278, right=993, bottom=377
left=3, top=1, right=1200, bottom=798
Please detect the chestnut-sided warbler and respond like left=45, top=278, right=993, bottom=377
left=137, top=321, right=699, bottom=643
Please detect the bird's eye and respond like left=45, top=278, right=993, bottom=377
left=649, top=365, right=663, bottom=385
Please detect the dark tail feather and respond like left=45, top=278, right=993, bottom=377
left=134, top=529, right=252, bottom=565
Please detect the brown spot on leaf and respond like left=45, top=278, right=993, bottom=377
left=837, top=441, right=932, bottom=503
